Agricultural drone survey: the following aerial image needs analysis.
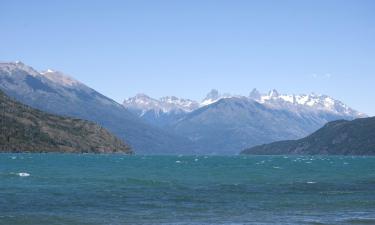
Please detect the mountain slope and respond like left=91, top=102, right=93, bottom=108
left=125, top=88, right=364, bottom=120
left=123, top=94, right=199, bottom=128
left=0, top=62, right=195, bottom=154
left=173, top=97, right=359, bottom=154
left=251, top=88, right=364, bottom=118
left=0, top=90, right=132, bottom=153
left=124, top=89, right=364, bottom=154
left=241, top=117, right=375, bottom=155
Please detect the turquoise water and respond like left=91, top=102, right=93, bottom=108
left=1, top=154, right=375, bottom=225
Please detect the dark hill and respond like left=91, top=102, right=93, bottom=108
left=241, top=117, right=375, bottom=155
left=0, top=90, right=132, bottom=153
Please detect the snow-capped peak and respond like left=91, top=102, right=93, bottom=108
left=123, top=89, right=365, bottom=118
left=160, top=96, right=200, bottom=111
left=40, top=69, right=80, bottom=87
left=123, top=94, right=199, bottom=114
left=253, top=90, right=365, bottom=117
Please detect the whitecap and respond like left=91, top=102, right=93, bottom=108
left=18, top=172, right=30, bottom=177
left=307, top=181, right=316, bottom=184
left=194, top=158, right=199, bottom=162
left=175, top=160, right=181, bottom=163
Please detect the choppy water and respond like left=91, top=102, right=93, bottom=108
left=1, top=154, right=375, bottom=225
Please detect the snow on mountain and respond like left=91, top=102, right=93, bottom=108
left=172, top=90, right=365, bottom=154
left=0, top=61, right=40, bottom=77
left=40, top=69, right=81, bottom=87
left=123, top=89, right=237, bottom=117
left=124, top=88, right=365, bottom=119
left=0, top=61, right=82, bottom=88
left=202, top=88, right=365, bottom=118
left=249, top=89, right=365, bottom=117
left=159, top=96, right=200, bottom=112
left=123, top=94, right=199, bottom=115
left=200, top=89, right=234, bottom=106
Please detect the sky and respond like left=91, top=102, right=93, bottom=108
left=1, top=0, right=374, bottom=115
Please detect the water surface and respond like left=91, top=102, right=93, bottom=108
left=1, top=154, right=375, bottom=224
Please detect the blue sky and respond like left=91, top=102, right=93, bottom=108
left=1, top=0, right=374, bottom=115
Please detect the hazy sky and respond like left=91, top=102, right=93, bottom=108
left=1, top=0, right=374, bottom=115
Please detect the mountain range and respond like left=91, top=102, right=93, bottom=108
left=241, top=117, right=375, bottom=155
left=0, top=62, right=195, bottom=155
left=124, top=89, right=365, bottom=154
left=124, top=88, right=364, bottom=120
left=0, top=61, right=366, bottom=155
left=0, top=89, right=131, bottom=153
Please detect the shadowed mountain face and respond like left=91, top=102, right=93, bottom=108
left=0, top=62, right=196, bottom=155
left=0, top=90, right=132, bottom=153
left=241, top=117, right=375, bottom=155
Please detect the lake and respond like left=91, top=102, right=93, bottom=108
left=1, top=154, right=375, bottom=225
